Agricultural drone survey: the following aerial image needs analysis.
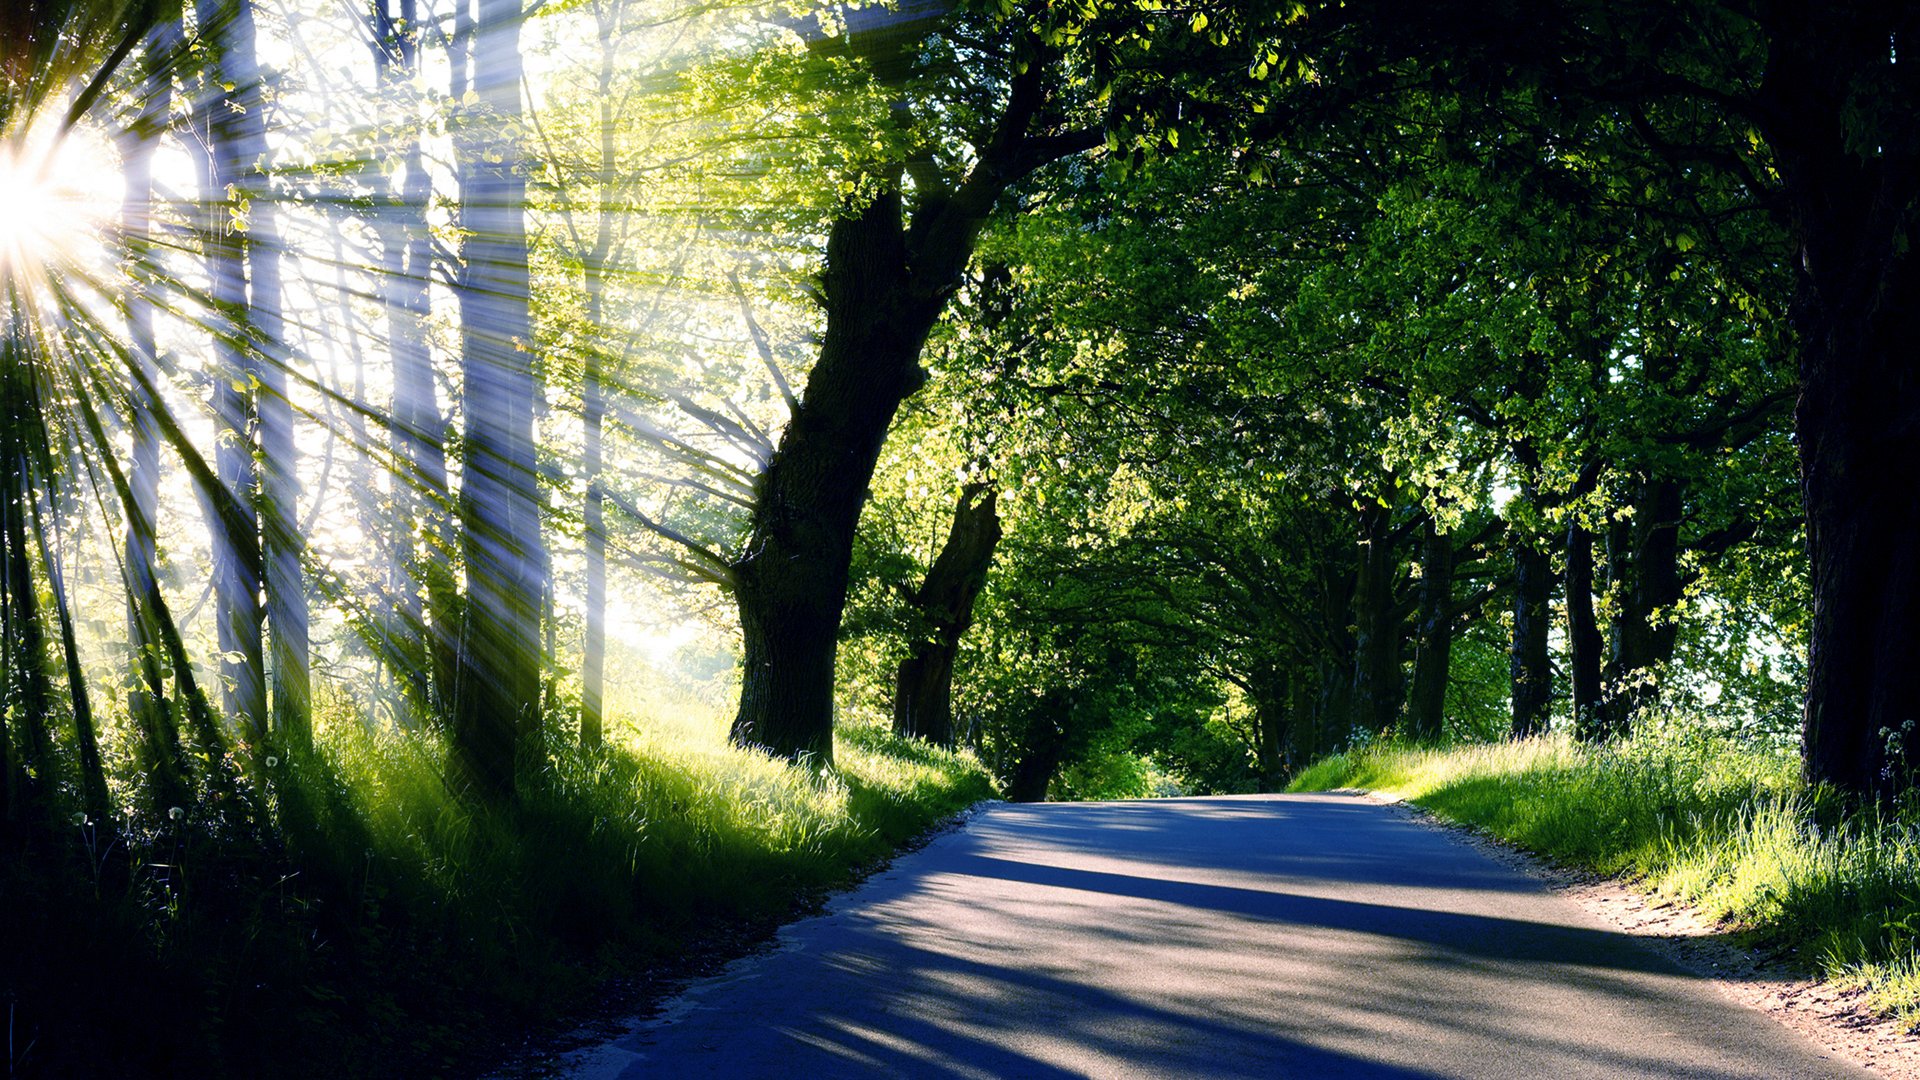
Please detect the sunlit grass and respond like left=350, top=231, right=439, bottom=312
left=1290, top=732, right=1920, bottom=1027
left=3, top=694, right=992, bottom=1077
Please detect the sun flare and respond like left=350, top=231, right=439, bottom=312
left=0, top=122, right=120, bottom=280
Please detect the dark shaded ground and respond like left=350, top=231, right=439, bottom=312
left=550, top=793, right=1872, bottom=1079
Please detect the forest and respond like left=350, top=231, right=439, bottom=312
left=0, top=0, right=1915, bottom=1075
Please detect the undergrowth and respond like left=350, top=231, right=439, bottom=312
left=1289, top=733, right=1920, bottom=1027
left=0, top=709, right=992, bottom=1078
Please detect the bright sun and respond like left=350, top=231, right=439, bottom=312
left=0, top=122, right=120, bottom=280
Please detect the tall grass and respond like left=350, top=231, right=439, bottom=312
left=1290, top=733, right=1920, bottom=1026
left=0, top=705, right=993, bottom=1077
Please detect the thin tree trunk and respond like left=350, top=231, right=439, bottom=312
left=449, top=0, right=543, bottom=803
left=1600, top=473, right=1682, bottom=736
left=192, top=0, right=266, bottom=741
left=372, top=0, right=456, bottom=723
left=1005, top=689, right=1072, bottom=803
left=1509, top=533, right=1552, bottom=738
left=1566, top=521, right=1606, bottom=741
left=1250, top=670, right=1288, bottom=791
left=1288, top=673, right=1318, bottom=774
left=1349, top=502, right=1403, bottom=733
left=892, top=484, right=1001, bottom=746
left=579, top=4, right=622, bottom=749
left=202, top=0, right=308, bottom=750
left=1405, top=521, right=1455, bottom=741
left=119, top=26, right=191, bottom=812
left=0, top=344, right=53, bottom=828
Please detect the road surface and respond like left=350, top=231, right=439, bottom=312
left=554, top=793, right=1871, bottom=1079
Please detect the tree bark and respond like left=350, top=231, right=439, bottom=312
left=725, top=40, right=1099, bottom=764
left=1509, top=534, right=1552, bottom=738
left=1005, top=689, right=1073, bottom=803
left=727, top=179, right=968, bottom=764
left=1600, top=474, right=1683, bottom=737
left=449, top=0, right=544, bottom=802
left=578, top=6, right=623, bottom=749
left=1753, top=5, right=1920, bottom=801
left=194, top=0, right=267, bottom=741
left=1349, top=502, right=1404, bottom=733
left=0, top=346, right=53, bottom=828
left=372, top=0, right=458, bottom=724
left=1566, top=521, right=1606, bottom=741
left=1405, top=521, right=1455, bottom=741
left=892, top=484, right=1001, bottom=745
left=119, top=28, right=191, bottom=813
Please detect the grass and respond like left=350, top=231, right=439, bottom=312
left=1289, top=731, right=1920, bottom=1027
left=1, top=706, right=994, bottom=1078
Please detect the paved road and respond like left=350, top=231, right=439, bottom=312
left=555, top=794, right=1871, bottom=1079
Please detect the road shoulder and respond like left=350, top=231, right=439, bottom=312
left=1341, top=788, right=1920, bottom=1079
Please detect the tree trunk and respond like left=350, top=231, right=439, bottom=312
left=730, top=187, right=948, bottom=764
left=372, top=0, right=457, bottom=724
left=449, top=0, right=544, bottom=803
left=1405, top=521, right=1455, bottom=741
left=1349, top=502, right=1403, bottom=733
left=1566, top=521, right=1606, bottom=741
left=1741, top=0, right=1920, bottom=805
left=1288, top=674, right=1318, bottom=775
left=194, top=0, right=267, bottom=741
left=1509, top=534, right=1552, bottom=738
left=1601, top=474, right=1683, bottom=737
left=1005, top=690, right=1073, bottom=803
left=119, top=29, right=191, bottom=813
left=1250, top=672, right=1288, bottom=791
left=892, top=484, right=1001, bottom=745
left=0, top=346, right=53, bottom=829
left=578, top=14, right=623, bottom=749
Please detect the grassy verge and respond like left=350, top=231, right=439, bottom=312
left=1289, top=733, right=1920, bottom=1026
left=2, top=713, right=993, bottom=1078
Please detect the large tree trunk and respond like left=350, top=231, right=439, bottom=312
left=729, top=188, right=948, bottom=764
left=449, top=0, right=544, bottom=803
left=892, top=484, right=1001, bottom=746
left=1754, top=6, right=1920, bottom=802
left=1509, top=533, right=1552, bottom=738
left=1566, top=521, right=1606, bottom=741
left=724, top=43, right=1095, bottom=764
left=1405, top=521, right=1456, bottom=741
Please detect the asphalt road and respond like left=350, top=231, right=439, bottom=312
left=554, top=793, right=1872, bottom=1079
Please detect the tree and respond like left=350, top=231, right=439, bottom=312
left=891, top=482, right=1000, bottom=745
left=448, top=0, right=545, bottom=803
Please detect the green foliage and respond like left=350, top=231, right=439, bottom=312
left=1290, top=733, right=1920, bottom=1027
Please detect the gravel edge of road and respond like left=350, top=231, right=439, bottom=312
left=1337, top=788, right=1920, bottom=1079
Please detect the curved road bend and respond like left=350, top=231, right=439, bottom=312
left=555, top=793, right=1871, bottom=1079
